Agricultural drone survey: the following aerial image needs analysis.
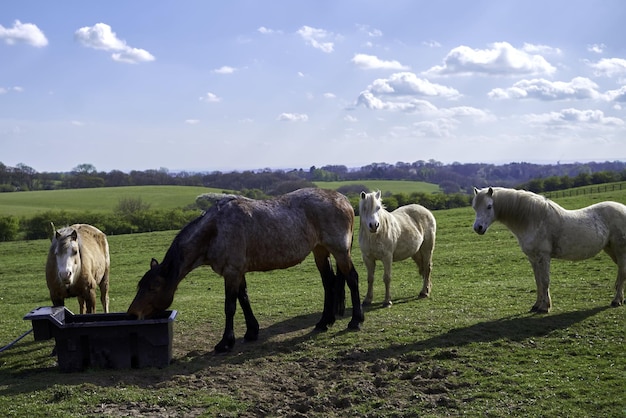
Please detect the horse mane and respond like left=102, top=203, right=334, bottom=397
left=494, top=188, right=562, bottom=228
left=157, top=204, right=225, bottom=279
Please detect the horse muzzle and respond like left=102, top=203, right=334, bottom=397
left=368, top=222, right=380, bottom=233
left=473, top=223, right=487, bottom=235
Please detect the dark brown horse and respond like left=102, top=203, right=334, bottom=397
left=127, top=188, right=364, bottom=352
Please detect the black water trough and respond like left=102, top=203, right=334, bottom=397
left=24, top=306, right=177, bottom=372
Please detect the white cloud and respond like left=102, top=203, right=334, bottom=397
left=213, top=66, right=236, bottom=74
left=0, top=20, right=48, bottom=47
left=522, top=43, right=562, bottom=55
left=344, top=115, right=358, bottom=122
left=604, top=86, right=626, bottom=103
left=412, top=119, right=456, bottom=137
left=587, top=43, right=606, bottom=54
left=524, top=108, right=624, bottom=126
left=323, top=92, right=336, bottom=99
left=112, top=47, right=155, bottom=64
left=488, top=77, right=601, bottom=100
left=356, top=24, right=382, bottom=38
left=588, top=58, right=626, bottom=77
left=297, top=26, right=334, bottom=53
left=424, top=41, right=556, bottom=76
left=74, top=23, right=155, bottom=63
left=185, top=119, right=200, bottom=125
left=364, top=72, right=461, bottom=99
left=357, top=91, right=438, bottom=112
left=258, top=26, right=281, bottom=35
left=351, top=53, right=409, bottom=70
left=422, top=40, right=442, bottom=48
left=0, top=86, right=23, bottom=94
left=70, top=120, right=85, bottom=126
left=277, top=112, right=308, bottom=122
left=200, top=92, right=221, bottom=102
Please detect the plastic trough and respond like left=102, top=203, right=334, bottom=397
left=24, top=306, right=177, bottom=372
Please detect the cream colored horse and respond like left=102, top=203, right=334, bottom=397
left=472, top=187, right=626, bottom=312
left=359, top=191, right=436, bottom=307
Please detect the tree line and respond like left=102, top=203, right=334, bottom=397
left=3, top=160, right=626, bottom=195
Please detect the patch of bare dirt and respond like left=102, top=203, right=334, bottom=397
left=82, top=326, right=466, bottom=417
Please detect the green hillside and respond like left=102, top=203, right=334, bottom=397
left=314, top=180, right=440, bottom=194
left=0, top=186, right=220, bottom=217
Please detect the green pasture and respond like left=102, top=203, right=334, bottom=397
left=314, top=179, right=441, bottom=194
left=0, top=189, right=624, bottom=416
left=0, top=186, right=220, bottom=217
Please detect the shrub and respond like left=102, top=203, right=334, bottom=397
left=0, top=215, right=19, bottom=241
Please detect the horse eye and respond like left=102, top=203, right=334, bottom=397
left=487, top=204, right=493, bottom=210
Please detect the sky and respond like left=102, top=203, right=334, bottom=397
left=1, top=1, right=626, bottom=173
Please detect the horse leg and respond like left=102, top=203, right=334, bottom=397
left=77, top=296, right=87, bottom=314
left=611, top=258, right=625, bottom=307
left=601, top=246, right=624, bottom=307
left=361, top=256, right=376, bottom=306
left=99, top=272, right=110, bottom=313
left=336, top=255, right=364, bottom=330
left=238, top=275, right=260, bottom=342
left=529, top=255, right=551, bottom=313
left=313, top=247, right=337, bottom=331
left=215, top=274, right=240, bottom=353
left=381, top=256, right=393, bottom=307
left=413, top=249, right=432, bottom=298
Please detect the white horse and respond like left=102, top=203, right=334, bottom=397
left=359, top=191, right=437, bottom=307
left=472, top=187, right=626, bottom=312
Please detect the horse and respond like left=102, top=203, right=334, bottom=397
left=358, top=190, right=437, bottom=307
left=472, top=186, right=626, bottom=312
left=46, top=223, right=110, bottom=314
left=127, top=188, right=364, bottom=353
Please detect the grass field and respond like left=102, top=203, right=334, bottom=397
left=315, top=179, right=441, bottom=194
left=0, top=186, right=222, bottom=217
left=0, top=182, right=436, bottom=218
left=0, top=187, right=624, bottom=416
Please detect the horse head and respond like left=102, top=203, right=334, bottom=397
left=360, top=190, right=383, bottom=233
left=53, top=228, right=81, bottom=287
left=127, top=258, right=175, bottom=319
left=472, top=187, right=495, bottom=235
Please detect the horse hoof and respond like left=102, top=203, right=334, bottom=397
left=214, top=339, right=235, bottom=353
left=314, top=323, right=329, bottom=332
left=418, top=292, right=429, bottom=299
left=362, top=300, right=372, bottom=307
left=347, top=321, right=361, bottom=331
left=382, top=301, right=392, bottom=308
left=530, top=306, right=549, bottom=314
left=244, top=331, right=259, bottom=342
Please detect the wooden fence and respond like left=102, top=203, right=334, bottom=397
left=543, top=182, right=625, bottom=199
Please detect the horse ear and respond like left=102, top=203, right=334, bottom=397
left=70, top=229, right=78, bottom=241
left=375, top=190, right=381, bottom=199
left=150, top=258, right=159, bottom=269
left=487, top=187, right=494, bottom=196
left=49, top=222, right=56, bottom=241
left=473, top=187, right=479, bottom=196
left=360, top=191, right=366, bottom=199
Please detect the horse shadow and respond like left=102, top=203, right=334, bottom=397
left=0, top=305, right=609, bottom=395
left=361, top=305, right=610, bottom=360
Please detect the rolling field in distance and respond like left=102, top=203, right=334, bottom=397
left=315, top=179, right=441, bottom=194
left=0, top=185, right=222, bottom=217
left=0, top=181, right=439, bottom=218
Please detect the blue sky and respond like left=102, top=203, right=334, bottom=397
left=2, top=1, right=626, bottom=173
